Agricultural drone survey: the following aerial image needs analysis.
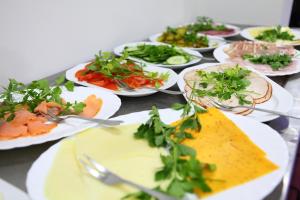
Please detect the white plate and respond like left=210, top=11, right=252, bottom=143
left=113, top=41, right=202, bottom=69
left=149, top=33, right=226, bottom=52
left=190, top=23, right=240, bottom=38
left=177, top=63, right=294, bottom=122
left=26, top=108, right=289, bottom=200
left=0, top=178, right=30, bottom=200
left=240, top=26, right=300, bottom=45
left=213, top=44, right=300, bottom=76
left=0, top=86, right=121, bottom=150
left=66, top=63, right=178, bottom=97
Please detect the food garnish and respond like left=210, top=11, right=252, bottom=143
left=243, top=54, right=292, bottom=70
left=157, top=27, right=209, bottom=48
left=123, top=103, right=216, bottom=199
left=255, top=26, right=295, bottom=42
left=184, top=64, right=272, bottom=115
left=194, top=65, right=252, bottom=105
left=0, top=78, right=102, bottom=140
left=0, top=78, right=79, bottom=121
left=187, top=16, right=234, bottom=35
left=75, top=52, right=169, bottom=90
left=124, top=44, right=194, bottom=65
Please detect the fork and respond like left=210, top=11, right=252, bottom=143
left=79, top=154, right=177, bottom=200
left=115, top=79, right=184, bottom=95
left=44, top=110, right=123, bottom=126
left=209, top=98, right=300, bottom=119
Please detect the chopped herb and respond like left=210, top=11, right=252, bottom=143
left=0, top=78, right=83, bottom=121
left=194, top=65, right=252, bottom=105
left=243, top=54, right=292, bottom=70
left=188, top=16, right=229, bottom=33
left=255, top=26, right=295, bottom=42
left=124, top=104, right=213, bottom=199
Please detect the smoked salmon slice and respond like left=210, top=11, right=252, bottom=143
left=79, top=95, right=102, bottom=118
left=0, top=122, right=28, bottom=140
left=34, top=101, right=62, bottom=115
left=27, top=120, right=57, bottom=136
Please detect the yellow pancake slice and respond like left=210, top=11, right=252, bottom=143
left=182, top=108, right=278, bottom=197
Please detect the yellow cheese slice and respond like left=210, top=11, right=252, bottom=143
left=44, top=124, right=164, bottom=200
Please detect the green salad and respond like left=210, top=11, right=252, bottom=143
left=124, top=44, right=195, bottom=65
left=243, top=54, right=292, bottom=70
left=255, top=26, right=295, bottom=42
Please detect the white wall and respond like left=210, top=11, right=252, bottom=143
left=0, top=0, right=290, bottom=86
left=191, top=0, right=289, bottom=25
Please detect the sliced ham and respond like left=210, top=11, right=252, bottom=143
left=224, top=41, right=295, bottom=58
left=183, top=64, right=272, bottom=116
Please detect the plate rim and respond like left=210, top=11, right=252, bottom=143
left=0, top=86, right=122, bottom=150
left=177, top=62, right=294, bottom=122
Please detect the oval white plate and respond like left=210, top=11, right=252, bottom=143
left=177, top=63, right=294, bottom=122
left=66, top=63, right=178, bottom=97
left=240, top=26, right=300, bottom=45
left=113, top=41, right=202, bottom=69
left=213, top=44, right=300, bottom=76
left=0, top=86, right=121, bottom=150
left=0, top=178, right=30, bottom=200
left=149, top=33, right=226, bottom=52
left=26, top=108, right=288, bottom=200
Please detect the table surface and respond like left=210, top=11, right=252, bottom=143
left=0, top=25, right=299, bottom=200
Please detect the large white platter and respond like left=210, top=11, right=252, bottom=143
left=177, top=63, right=294, bottom=122
left=113, top=41, right=202, bottom=69
left=240, top=26, right=300, bottom=45
left=213, top=44, right=300, bottom=76
left=66, top=63, right=178, bottom=97
left=0, top=86, right=121, bottom=150
left=0, top=178, right=30, bottom=200
left=149, top=33, right=226, bottom=52
left=26, top=108, right=289, bottom=200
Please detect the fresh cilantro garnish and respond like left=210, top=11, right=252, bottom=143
left=255, top=26, right=295, bottom=42
left=243, top=54, right=292, bottom=70
left=193, top=65, right=252, bottom=105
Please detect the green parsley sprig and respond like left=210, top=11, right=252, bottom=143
left=255, top=26, right=295, bottom=42
left=193, top=65, right=252, bottom=105
left=243, top=54, right=292, bottom=70
left=123, top=103, right=214, bottom=199
left=0, top=77, right=82, bottom=121
left=188, top=16, right=229, bottom=33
